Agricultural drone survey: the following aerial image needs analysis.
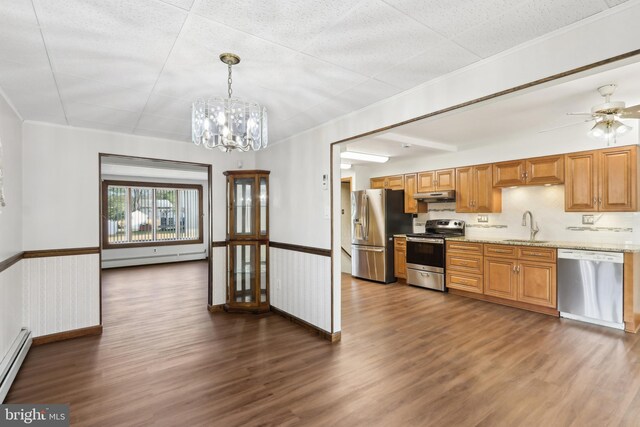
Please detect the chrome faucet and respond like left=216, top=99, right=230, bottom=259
left=522, top=210, right=540, bottom=241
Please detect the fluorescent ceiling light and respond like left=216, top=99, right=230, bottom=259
left=340, top=151, right=389, bottom=163
left=340, top=163, right=352, bottom=170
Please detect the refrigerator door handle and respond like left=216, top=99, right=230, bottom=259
left=363, top=194, right=370, bottom=241
left=352, top=246, right=385, bottom=253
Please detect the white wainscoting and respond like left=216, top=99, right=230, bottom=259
left=270, top=247, right=332, bottom=333
left=22, top=254, right=100, bottom=337
left=212, top=246, right=227, bottom=306
left=0, top=261, right=23, bottom=365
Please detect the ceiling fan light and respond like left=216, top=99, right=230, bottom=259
left=588, top=121, right=608, bottom=139
left=612, top=120, right=632, bottom=136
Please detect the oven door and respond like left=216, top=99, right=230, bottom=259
left=406, top=237, right=445, bottom=270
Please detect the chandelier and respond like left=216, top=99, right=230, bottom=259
left=192, top=53, right=268, bottom=152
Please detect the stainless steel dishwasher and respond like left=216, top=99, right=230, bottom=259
left=558, top=249, right=624, bottom=330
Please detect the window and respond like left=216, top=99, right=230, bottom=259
left=102, top=180, right=203, bottom=248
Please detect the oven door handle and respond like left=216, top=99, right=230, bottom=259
left=406, top=237, right=444, bottom=244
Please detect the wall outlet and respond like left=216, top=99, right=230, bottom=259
left=582, top=215, right=595, bottom=225
left=477, top=215, right=489, bottom=223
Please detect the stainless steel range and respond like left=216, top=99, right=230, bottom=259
left=406, top=219, right=465, bottom=291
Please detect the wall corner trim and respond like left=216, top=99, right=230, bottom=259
left=271, top=306, right=341, bottom=343
left=32, top=325, right=103, bottom=346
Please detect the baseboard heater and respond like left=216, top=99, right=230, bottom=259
left=0, top=328, right=32, bottom=403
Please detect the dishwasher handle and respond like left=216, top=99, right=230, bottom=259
left=558, top=249, right=624, bottom=263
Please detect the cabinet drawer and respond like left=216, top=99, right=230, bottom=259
left=394, top=237, right=406, bottom=249
left=446, top=272, right=483, bottom=294
left=484, top=244, right=517, bottom=258
left=517, top=247, right=556, bottom=262
left=447, top=254, right=483, bottom=274
left=446, top=241, right=483, bottom=254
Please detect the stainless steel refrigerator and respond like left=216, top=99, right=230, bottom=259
left=351, top=189, right=413, bottom=283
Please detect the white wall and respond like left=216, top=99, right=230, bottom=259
left=0, top=90, right=24, bottom=364
left=21, top=122, right=255, bottom=335
left=256, top=3, right=640, bottom=334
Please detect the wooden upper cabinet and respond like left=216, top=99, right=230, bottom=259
left=370, top=177, right=385, bottom=189
left=370, top=175, right=404, bottom=190
left=493, top=160, right=526, bottom=187
left=526, top=155, right=564, bottom=185
left=565, top=151, right=599, bottom=212
left=404, top=173, right=427, bottom=214
left=417, top=171, right=435, bottom=192
left=474, top=164, right=502, bottom=213
left=417, top=169, right=455, bottom=192
left=600, top=146, right=638, bottom=212
left=455, top=166, right=474, bottom=213
left=565, top=146, right=638, bottom=212
left=494, top=155, right=564, bottom=187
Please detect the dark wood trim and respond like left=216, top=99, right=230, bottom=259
left=0, top=252, right=24, bottom=273
left=448, top=288, right=560, bottom=317
left=271, top=306, right=341, bottom=343
left=222, top=170, right=271, bottom=176
left=23, top=247, right=100, bottom=258
left=32, top=325, right=103, bottom=346
left=101, top=179, right=204, bottom=249
left=269, top=241, right=331, bottom=257
left=207, top=304, right=224, bottom=313
left=99, top=152, right=211, bottom=168
left=212, top=241, right=228, bottom=247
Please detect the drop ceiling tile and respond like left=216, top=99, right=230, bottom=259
left=162, top=0, right=195, bottom=10
left=143, top=93, right=192, bottom=120
left=33, top=0, right=187, bottom=91
left=382, top=0, right=516, bottom=39
left=302, top=0, right=445, bottom=77
left=192, top=0, right=361, bottom=51
left=56, top=73, right=151, bottom=113
left=136, top=113, right=190, bottom=135
left=452, top=0, right=608, bottom=58
left=0, top=1, right=50, bottom=67
left=374, top=41, right=481, bottom=89
left=0, top=59, right=65, bottom=122
left=68, top=117, right=135, bottom=134
left=64, top=102, right=140, bottom=128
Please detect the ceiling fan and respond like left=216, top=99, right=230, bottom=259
left=565, top=84, right=640, bottom=143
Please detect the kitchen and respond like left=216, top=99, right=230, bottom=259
left=340, top=58, right=640, bottom=333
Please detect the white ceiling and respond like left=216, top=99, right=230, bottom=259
left=0, top=0, right=631, bottom=143
left=343, top=59, right=640, bottom=162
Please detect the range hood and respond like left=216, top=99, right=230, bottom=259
left=413, top=190, right=456, bottom=203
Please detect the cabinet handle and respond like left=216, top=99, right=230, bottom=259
left=598, top=197, right=602, bottom=205
left=521, top=173, right=526, bottom=180
left=512, top=265, right=516, bottom=273
left=593, top=197, right=597, bottom=205
left=516, top=265, right=521, bottom=273
left=434, top=180, right=438, bottom=186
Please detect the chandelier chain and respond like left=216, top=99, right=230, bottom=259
left=227, top=63, right=233, bottom=99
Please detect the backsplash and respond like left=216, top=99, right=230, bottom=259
left=415, top=185, right=640, bottom=245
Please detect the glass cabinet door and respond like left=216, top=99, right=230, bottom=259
left=260, top=243, right=268, bottom=303
left=259, top=176, right=268, bottom=238
left=233, top=177, right=255, bottom=237
left=230, top=243, right=256, bottom=304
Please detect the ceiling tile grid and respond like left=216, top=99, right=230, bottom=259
left=0, top=0, right=632, bottom=143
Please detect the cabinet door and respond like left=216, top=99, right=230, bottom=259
left=484, top=257, right=518, bottom=300
left=370, top=177, right=385, bottom=189
left=517, top=261, right=556, bottom=308
left=386, top=175, right=405, bottom=190
left=435, top=169, right=456, bottom=191
left=493, top=160, right=526, bottom=187
left=446, top=272, right=483, bottom=294
left=417, top=171, right=436, bottom=192
left=600, top=146, right=638, bottom=212
left=565, top=151, right=598, bottom=212
left=403, top=174, right=427, bottom=213
left=229, top=242, right=257, bottom=305
left=474, top=164, right=501, bottom=213
left=229, top=176, right=257, bottom=239
left=526, top=155, right=564, bottom=185
left=394, top=239, right=406, bottom=279
left=455, top=167, right=474, bottom=212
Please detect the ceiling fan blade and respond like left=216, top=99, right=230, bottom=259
left=538, top=118, right=595, bottom=134
left=566, top=112, right=594, bottom=116
left=621, top=104, right=640, bottom=119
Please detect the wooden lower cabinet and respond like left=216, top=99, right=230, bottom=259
left=394, top=237, right=406, bottom=280
left=517, top=260, right=557, bottom=308
left=447, top=242, right=557, bottom=312
left=484, top=257, right=518, bottom=300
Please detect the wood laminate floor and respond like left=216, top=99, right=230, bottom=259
left=7, top=264, right=640, bottom=426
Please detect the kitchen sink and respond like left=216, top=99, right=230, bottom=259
left=503, top=239, right=549, bottom=243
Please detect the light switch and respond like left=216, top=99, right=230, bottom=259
left=477, top=215, right=489, bottom=223
left=582, top=215, right=595, bottom=225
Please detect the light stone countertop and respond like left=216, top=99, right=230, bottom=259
left=393, top=234, right=407, bottom=238
left=445, top=236, right=640, bottom=253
